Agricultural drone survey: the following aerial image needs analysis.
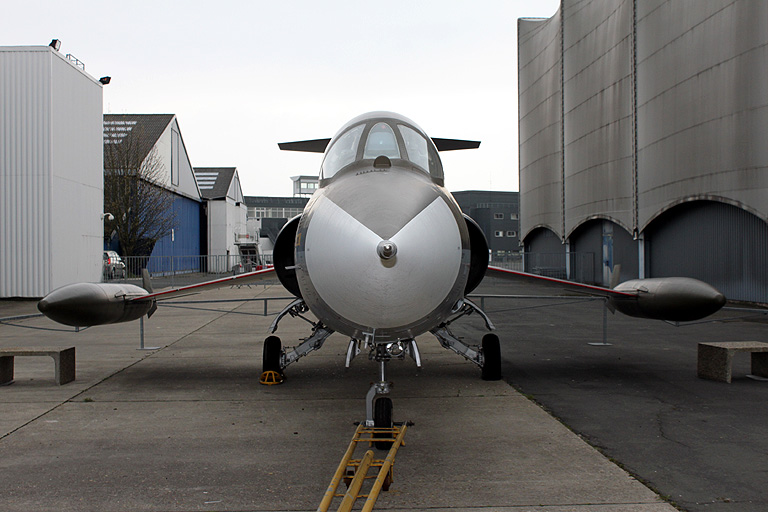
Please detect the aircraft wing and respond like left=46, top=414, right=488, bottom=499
left=129, top=267, right=278, bottom=302
left=485, top=266, right=727, bottom=321
left=484, top=266, right=636, bottom=298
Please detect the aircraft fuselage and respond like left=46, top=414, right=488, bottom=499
left=274, top=112, right=479, bottom=343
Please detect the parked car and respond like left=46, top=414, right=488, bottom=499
left=103, top=251, right=126, bottom=279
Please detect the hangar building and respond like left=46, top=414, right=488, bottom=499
left=518, top=0, right=768, bottom=302
left=1, top=45, right=104, bottom=297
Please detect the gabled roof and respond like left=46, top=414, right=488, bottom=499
left=103, top=114, right=174, bottom=167
left=194, top=167, right=237, bottom=200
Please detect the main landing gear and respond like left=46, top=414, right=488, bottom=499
left=259, top=298, right=503, bottom=422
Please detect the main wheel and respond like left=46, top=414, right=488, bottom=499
left=262, top=336, right=282, bottom=374
left=481, top=333, right=502, bottom=381
left=373, top=397, right=393, bottom=450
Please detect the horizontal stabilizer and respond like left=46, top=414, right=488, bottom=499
left=278, top=137, right=480, bottom=153
left=432, top=138, right=481, bottom=151
left=278, top=138, right=331, bottom=153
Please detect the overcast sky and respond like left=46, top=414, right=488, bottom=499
left=2, top=0, right=560, bottom=196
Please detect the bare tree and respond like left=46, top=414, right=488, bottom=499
left=103, top=129, right=177, bottom=257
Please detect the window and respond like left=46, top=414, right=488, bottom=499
left=321, top=124, right=364, bottom=179
left=510, top=213, right=518, bottom=220
left=494, top=213, right=504, bottom=220
left=363, top=123, right=401, bottom=159
left=171, top=129, right=180, bottom=186
left=398, top=125, right=429, bottom=172
left=494, top=231, right=504, bottom=237
left=506, top=231, right=517, bottom=237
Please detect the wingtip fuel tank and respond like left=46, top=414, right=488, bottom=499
left=38, top=282, right=154, bottom=327
left=610, top=277, right=726, bottom=322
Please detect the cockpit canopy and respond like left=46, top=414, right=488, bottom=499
left=320, top=112, right=444, bottom=184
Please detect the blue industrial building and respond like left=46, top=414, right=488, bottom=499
left=103, top=114, right=203, bottom=274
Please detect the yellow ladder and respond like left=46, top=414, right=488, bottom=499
left=317, top=423, right=408, bottom=512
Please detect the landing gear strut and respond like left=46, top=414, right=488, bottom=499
left=260, top=299, right=335, bottom=385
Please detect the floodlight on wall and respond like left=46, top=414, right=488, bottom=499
left=99, top=76, right=111, bottom=85
left=49, top=39, right=61, bottom=51
left=101, top=213, right=114, bottom=221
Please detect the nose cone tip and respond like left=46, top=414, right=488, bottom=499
left=377, top=240, right=398, bottom=260
left=715, top=292, right=726, bottom=307
left=37, top=298, right=50, bottom=314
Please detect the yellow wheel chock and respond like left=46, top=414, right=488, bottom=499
left=259, top=370, right=285, bottom=385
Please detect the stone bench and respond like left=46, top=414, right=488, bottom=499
left=0, top=347, right=76, bottom=385
left=697, top=341, right=768, bottom=383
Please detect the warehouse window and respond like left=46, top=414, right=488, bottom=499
left=507, top=231, right=517, bottom=237
left=494, top=213, right=504, bottom=220
left=494, top=231, right=504, bottom=237
left=171, top=129, right=180, bottom=186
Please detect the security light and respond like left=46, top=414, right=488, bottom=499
left=49, top=39, right=61, bottom=51
left=99, top=76, right=111, bottom=85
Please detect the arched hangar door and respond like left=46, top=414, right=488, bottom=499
left=570, top=219, right=638, bottom=287
left=523, top=227, right=564, bottom=276
left=645, top=200, right=767, bottom=303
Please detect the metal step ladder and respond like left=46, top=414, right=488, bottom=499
left=317, top=423, right=409, bottom=512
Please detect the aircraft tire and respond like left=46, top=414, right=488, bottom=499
left=263, top=336, right=282, bottom=374
left=373, top=397, right=393, bottom=450
left=481, top=333, right=502, bottom=381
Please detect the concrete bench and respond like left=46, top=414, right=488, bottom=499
left=0, top=347, right=76, bottom=385
left=697, top=341, right=768, bottom=383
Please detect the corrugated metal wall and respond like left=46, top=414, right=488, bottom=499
left=636, top=0, right=768, bottom=229
left=647, top=201, right=768, bottom=303
left=0, top=47, right=102, bottom=297
left=148, top=195, right=202, bottom=273
left=518, top=12, right=564, bottom=240
left=519, top=0, right=768, bottom=301
left=563, top=0, right=635, bottom=237
left=1, top=48, right=53, bottom=296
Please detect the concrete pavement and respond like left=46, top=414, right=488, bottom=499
left=1, top=284, right=675, bottom=511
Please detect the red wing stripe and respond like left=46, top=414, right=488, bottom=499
left=485, top=266, right=637, bottom=298
left=129, top=267, right=277, bottom=302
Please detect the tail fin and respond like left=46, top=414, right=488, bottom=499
left=141, top=268, right=154, bottom=293
left=609, top=264, right=622, bottom=289
left=141, top=269, right=158, bottom=318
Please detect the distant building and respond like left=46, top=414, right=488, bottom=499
left=243, top=196, right=309, bottom=264
left=1, top=45, right=104, bottom=297
left=193, top=167, right=249, bottom=271
left=453, top=191, right=520, bottom=262
left=291, top=175, right=319, bottom=197
left=519, top=0, right=768, bottom=300
left=103, top=114, right=202, bottom=272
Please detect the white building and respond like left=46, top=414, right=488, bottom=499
left=1, top=45, right=104, bottom=297
left=193, top=168, right=248, bottom=271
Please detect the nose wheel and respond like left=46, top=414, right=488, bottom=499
left=373, top=397, right=394, bottom=450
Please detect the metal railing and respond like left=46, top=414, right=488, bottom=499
left=522, top=252, right=596, bottom=284
left=104, top=255, right=275, bottom=288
